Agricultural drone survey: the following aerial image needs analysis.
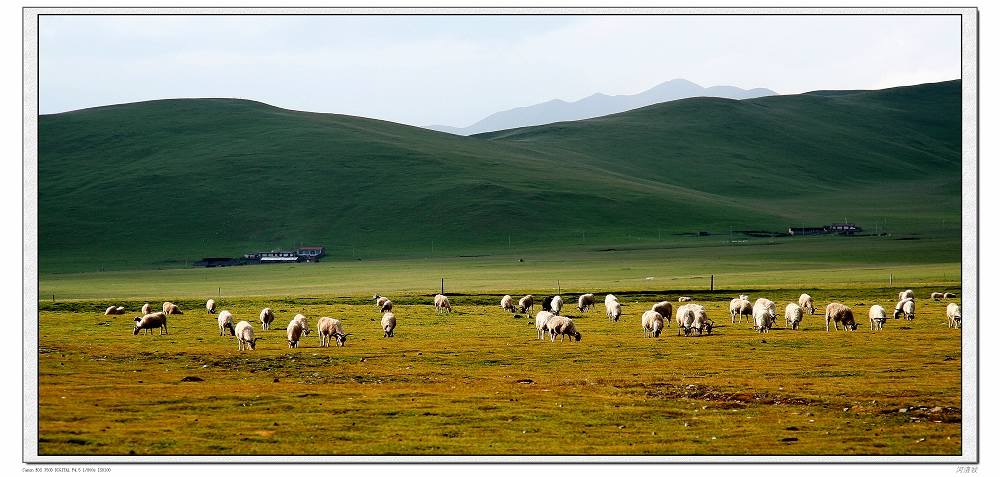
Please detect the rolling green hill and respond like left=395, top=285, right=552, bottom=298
left=37, top=80, right=961, bottom=273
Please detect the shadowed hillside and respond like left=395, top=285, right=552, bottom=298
left=38, top=80, right=961, bottom=272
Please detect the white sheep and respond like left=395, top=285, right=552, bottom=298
left=547, top=315, right=581, bottom=342
left=652, top=301, right=673, bottom=321
left=675, top=304, right=693, bottom=335
left=501, top=295, right=516, bottom=314
left=692, top=305, right=713, bottom=335
left=381, top=312, right=396, bottom=338
left=235, top=321, right=257, bottom=351
left=217, top=310, right=235, bottom=336
left=518, top=295, right=534, bottom=315
left=287, top=314, right=310, bottom=348
left=729, top=298, right=751, bottom=323
left=898, top=289, right=915, bottom=301
left=605, top=294, right=619, bottom=309
left=930, top=292, right=945, bottom=301
left=785, top=303, right=804, bottom=330
left=577, top=293, right=596, bottom=312
left=133, top=312, right=167, bottom=335
left=141, top=303, right=151, bottom=315
left=678, top=296, right=692, bottom=302
left=869, top=305, right=887, bottom=331
left=206, top=299, right=216, bottom=314
left=259, top=307, right=275, bottom=330
left=162, top=302, right=182, bottom=315
left=641, top=310, right=664, bottom=338
left=798, top=293, right=815, bottom=315
left=373, top=294, right=389, bottom=309
left=550, top=295, right=564, bottom=315
left=943, top=292, right=957, bottom=298
left=606, top=300, right=622, bottom=322
left=434, top=294, right=452, bottom=314
left=825, top=303, right=858, bottom=332
left=893, top=298, right=915, bottom=320
left=535, top=311, right=555, bottom=340
left=752, top=298, right=776, bottom=333
left=380, top=299, right=393, bottom=313
left=946, top=303, right=962, bottom=329
left=104, top=306, right=124, bottom=316
left=317, top=317, right=348, bottom=347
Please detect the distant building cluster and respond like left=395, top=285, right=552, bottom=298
left=787, top=223, right=861, bottom=236
left=194, top=246, right=326, bottom=267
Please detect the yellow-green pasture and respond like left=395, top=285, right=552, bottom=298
left=37, top=288, right=963, bottom=456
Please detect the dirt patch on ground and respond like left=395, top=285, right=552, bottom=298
left=633, top=382, right=819, bottom=407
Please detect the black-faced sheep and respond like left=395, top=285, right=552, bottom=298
left=785, top=303, right=804, bottom=330
left=434, top=294, right=452, bottom=314
left=381, top=312, right=396, bottom=338
left=501, top=295, right=516, bottom=314
left=893, top=298, right=915, bottom=321
left=133, top=312, right=168, bottom=335
left=577, top=293, right=596, bottom=312
left=546, top=315, right=581, bottom=342
left=317, top=317, right=348, bottom=347
left=217, top=310, right=235, bottom=336
left=518, top=295, right=534, bottom=315
left=825, top=303, right=858, bottom=331
left=641, top=310, right=664, bottom=338
left=550, top=295, right=564, bottom=315
left=235, top=321, right=257, bottom=351
left=380, top=299, right=393, bottom=313
left=206, top=299, right=216, bottom=314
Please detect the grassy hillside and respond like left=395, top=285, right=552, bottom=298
left=37, top=80, right=961, bottom=273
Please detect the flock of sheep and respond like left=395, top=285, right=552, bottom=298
left=115, top=289, right=961, bottom=351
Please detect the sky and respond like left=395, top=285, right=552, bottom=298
left=38, top=14, right=961, bottom=127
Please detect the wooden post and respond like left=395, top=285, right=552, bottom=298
left=557, top=280, right=561, bottom=294
left=218, top=287, right=221, bottom=297
left=710, top=275, right=714, bottom=291
left=441, top=278, right=444, bottom=295
left=889, top=273, right=893, bottom=287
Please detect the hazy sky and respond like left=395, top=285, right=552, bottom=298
left=39, top=15, right=961, bottom=127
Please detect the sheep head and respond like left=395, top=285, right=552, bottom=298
left=248, top=338, right=257, bottom=350
left=574, top=332, right=582, bottom=341
left=335, top=333, right=349, bottom=347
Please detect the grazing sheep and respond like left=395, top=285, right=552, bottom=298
left=550, top=296, right=564, bottom=315
left=434, top=294, right=452, bottom=314
left=678, top=296, right=692, bottom=302
left=675, top=304, right=693, bottom=335
left=373, top=294, right=389, bottom=309
left=943, top=292, right=957, bottom=298
left=825, top=303, right=858, bottom=332
left=752, top=298, right=777, bottom=333
left=501, top=295, right=516, bottom=314
left=317, top=317, right=348, bottom=347
left=235, top=321, right=257, bottom=351
left=286, top=314, right=310, bottom=348
left=893, top=298, right=915, bottom=321
left=692, top=305, right=713, bottom=335
left=162, top=302, right=182, bottom=315
left=206, top=299, right=216, bottom=314
left=798, top=294, right=815, bottom=315
left=541, top=295, right=554, bottom=312
left=535, top=311, right=555, bottom=340
left=104, top=306, right=124, bottom=316
left=518, top=295, right=534, bottom=315
left=605, top=294, right=618, bottom=308
left=869, top=305, right=888, bottom=331
left=606, top=300, right=622, bottom=322
left=785, top=303, right=804, bottom=330
left=259, top=308, right=275, bottom=330
left=739, top=294, right=750, bottom=301
left=379, top=299, right=393, bottom=313
left=217, top=310, right=235, bottom=336
left=641, top=310, right=664, bottom=338
left=898, top=289, right=915, bottom=301
left=652, top=301, right=673, bottom=322
left=729, top=298, right=751, bottom=323
left=946, top=303, right=962, bottom=329
left=547, top=315, right=582, bottom=342
left=381, top=312, right=396, bottom=338
left=141, top=303, right=151, bottom=315
left=930, top=292, right=945, bottom=301
left=577, top=293, right=596, bottom=312
left=133, top=312, right=167, bottom=335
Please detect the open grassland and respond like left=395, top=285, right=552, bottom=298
left=37, top=286, right=962, bottom=456
left=39, top=234, right=961, bottom=301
